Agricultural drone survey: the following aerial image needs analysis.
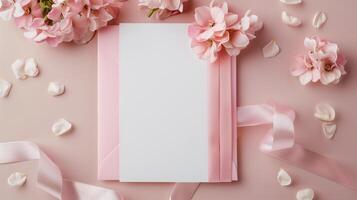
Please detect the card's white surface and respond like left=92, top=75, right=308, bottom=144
left=118, top=23, right=209, bottom=182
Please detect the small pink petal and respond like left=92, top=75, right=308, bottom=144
left=194, top=6, right=211, bottom=26
left=47, top=7, right=62, bottom=21
left=262, top=40, right=280, bottom=58
left=210, top=7, right=225, bottom=23
left=304, top=37, right=317, bottom=51
left=299, top=71, right=313, bottom=85
left=231, top=32, right=249, bottom=48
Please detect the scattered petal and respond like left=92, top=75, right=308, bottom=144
left=11, top=59, right=26, bottom=80
left=48, top=82, right=65, bottom=96
left=277, top=168, right=292, bottom=186
left=281, top=11, right=302, bottom=27
left=0, top=80, right=12, bottom=98
left=312, top=11, right=327, bottom=29
left=263, top=40, right=280, bottom=58
left=7, top=172, right=27, bottom=187
left=24, top=58, right=39, bottom=77
left=322, top=122, right=337, bottom=139
left=296, top=188, right=314, bottom=200
left=52, top=118, right=72, bottom=136
left=314, top=103, right=335, bottom=121
left=280, top=0, right=302, bottom=5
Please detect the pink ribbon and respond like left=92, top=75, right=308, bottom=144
left=2, top=103, right=357, bottom=200
left=0, top=141, right=123, bottom=200
left=237, top=103, right=357, bottom=191
left=173, top=103, right=357, bottom=200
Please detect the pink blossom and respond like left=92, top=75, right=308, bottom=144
left=0, top=0, right=127, bottom=46
left=138, top=0, right=188, bottom=19
left=188, top=1, right=262, bottom=63
left=291, top=37, right=347, bottom=85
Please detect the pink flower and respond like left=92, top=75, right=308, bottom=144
left=1, top=0, right=127, bottom=46
left=188, top=0, right=262, bottom=63
left=138, top=0, right=188, bottom=19
left=291, top=37, right=347, bottom=85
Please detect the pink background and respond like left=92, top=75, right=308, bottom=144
left=1, top=0, right=357, bottom=199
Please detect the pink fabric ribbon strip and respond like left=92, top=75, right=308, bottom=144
left=237, top=103, right=357, bottom=191
left=0, top=141, right=123, bottom=200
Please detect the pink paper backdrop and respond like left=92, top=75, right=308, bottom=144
left=1, top=0, right=357, bottom=199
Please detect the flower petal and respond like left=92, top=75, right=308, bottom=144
left=7, top=172, right=27, bottom=187
left=11, top=58, right=26, bottom=79
left=52, top=118, right=72, bottom=136
left=296, top=188, right=314, bottom=200
left=262, top=40, right=280, bottom=58
left=322, top=122, right=337, bottom=139
left=24, top=58, right=39, bottom=77
left=48, top=82, right=65, bottom=96
left=194, top=6, right=211, bottom=26
left=280, top=0, right=302, bottom=5
left=312, top=11, right=327, bottom=29
left=281, top=11, right=302, bottom=27
left=0, top=79, right=12, bottom=98
left=299, top=71, right=313, bottom=85
left=314, top=103, right=335, bottom=122
left=231, top=31, right=249, bottom=48
left=277, top=168, right=292, bottom=187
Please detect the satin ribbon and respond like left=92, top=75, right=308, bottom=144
left=0, top=141, right=123, bottom=200
left=2, top=103, right=357, bottom=200
left=237, top=103, right=357, bottom=191
left=174, top=103, right=357, bottom=200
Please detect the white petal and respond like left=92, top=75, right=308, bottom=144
left=11, top=58, right=27, bottom=80
left=299, top=72, right=312, bottom=85
left=52, top=118, right=72, bottom=136
left=314, top=103, right=335, bottom=122
left=280, top=0, right=302, bottom=5
left=262, top=40, right=280, bottom=58
left=296, top=188, right=314, bottom=200
left=281, top=11, right=302, bottom=27
left=277, top=168, right=292, bottom=186
left=0, top=7, right=15, bottom=21
left=322, top=122, right=337, bottom=139
left=312, top=11, right=327, bottom=29
left=24, top=30, right=38, bottom=39
left=48, top=82, right=65, bottom=96
left=7, top=172, right=27, bottom=187
left=24, top=58, right=39, bottom=77
left=0, top=79, right=12, bottom=98
left=13, top=2, right=24, bottom=17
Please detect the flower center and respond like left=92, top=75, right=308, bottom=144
left=324, top=62, right=334, bottom=71
left=208, top=20, right=215, bottom=27
left=24, top=7, right=31, bottom=15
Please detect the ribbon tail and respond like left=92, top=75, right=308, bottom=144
left=0, top=141, right=123, bottom=200
left=170, top=183, right=200, bottom=200
left=237, top=103, right=357, bottom=191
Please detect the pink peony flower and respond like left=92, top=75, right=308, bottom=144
left=138, top=0, right=188, bottom=19
left=0, top=0, right=127, bottom=46
left=188, top=0, right=262, bottom=63
left=291, top=37, right=347, bottom=85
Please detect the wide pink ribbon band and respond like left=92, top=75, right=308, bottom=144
left=208, top=51, right=237, bottom=182
left=0, top=141, right=123, bottom=200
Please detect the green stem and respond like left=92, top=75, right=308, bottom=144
left=147, top=8, right=159, bottom=18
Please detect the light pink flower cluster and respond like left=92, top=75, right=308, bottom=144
left=0, top=0, right=126, bottom=46
left=188, top=1, right=263, bottom=63
left=138, top=0, right=188, bottom=19
left=291, top=37, right=347, bottom=85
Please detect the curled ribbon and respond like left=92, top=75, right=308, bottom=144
left=1, top=103, right=357, bottom=200
left=237, top=103, right=357, bottom=191
left=0, top=141, right=123, bottom=200
left=172, top=103, right=357, bottom=200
